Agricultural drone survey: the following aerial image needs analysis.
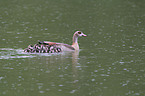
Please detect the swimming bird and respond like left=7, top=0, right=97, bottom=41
left=39, top=31, right=87, bottom=51
left=24, top=31, right=87, bottom=53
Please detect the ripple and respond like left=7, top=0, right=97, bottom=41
left=0, top=48, right=65, bottom=59
left=0, top=48, right=36, bottom=59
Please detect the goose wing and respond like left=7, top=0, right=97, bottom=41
left=39, top=41, right=75, bottom=50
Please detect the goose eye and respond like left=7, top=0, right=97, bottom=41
left=78, top=31, right=82, bottom=34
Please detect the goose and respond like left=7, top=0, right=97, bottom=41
left=39, top=31, right=87, bottom=51
left=24, top=31, right=87, bottom=53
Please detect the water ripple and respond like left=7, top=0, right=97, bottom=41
left=0, top=48, right=36, bottom=59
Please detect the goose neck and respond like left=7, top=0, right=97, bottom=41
left=73, top=35, right=78, bottom=43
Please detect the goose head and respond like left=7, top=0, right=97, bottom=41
left=72, top=31, right=87, bottom=50
left=74, top=31, right=87, bottom=37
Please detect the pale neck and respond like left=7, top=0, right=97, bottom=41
left=72, top=34, right=79, bottom=50
left=72, top=34, right=78, bottom=43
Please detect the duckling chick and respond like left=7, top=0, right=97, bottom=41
left=24, top=48, right=30, bottom=53
left=34, top=44, right=40, bottom=49
left=57, top=48, right=62, bottom=52
left=24, top=43, right=62, bottom=53
left=28, top=44, right=33, bottom=49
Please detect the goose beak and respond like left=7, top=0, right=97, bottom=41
left=82, top=34, right=87, bottom=37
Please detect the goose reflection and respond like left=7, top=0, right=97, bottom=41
left=40, top=50, right=80, bottom=79
left=72, top=50, right=79, bottom=79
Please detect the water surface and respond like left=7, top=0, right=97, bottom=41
left=0, top=0, right=145, bottom=96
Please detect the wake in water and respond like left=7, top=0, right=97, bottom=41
left=0, top=48, right=36, bottom=59
left=0, top=47, right=64, bottom=59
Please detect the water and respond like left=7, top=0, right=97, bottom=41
left=0, top=0, right=145, bottom=96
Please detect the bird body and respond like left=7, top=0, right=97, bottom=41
left=24, top=31, right=87, bottom=53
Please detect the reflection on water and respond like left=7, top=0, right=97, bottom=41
left=71, top=51, right=79, bottom=79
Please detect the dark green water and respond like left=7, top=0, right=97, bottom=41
left=0, top=0, right=145, bottom=96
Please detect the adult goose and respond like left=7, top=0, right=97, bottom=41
left=24, top=31, right=87, bottom=53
